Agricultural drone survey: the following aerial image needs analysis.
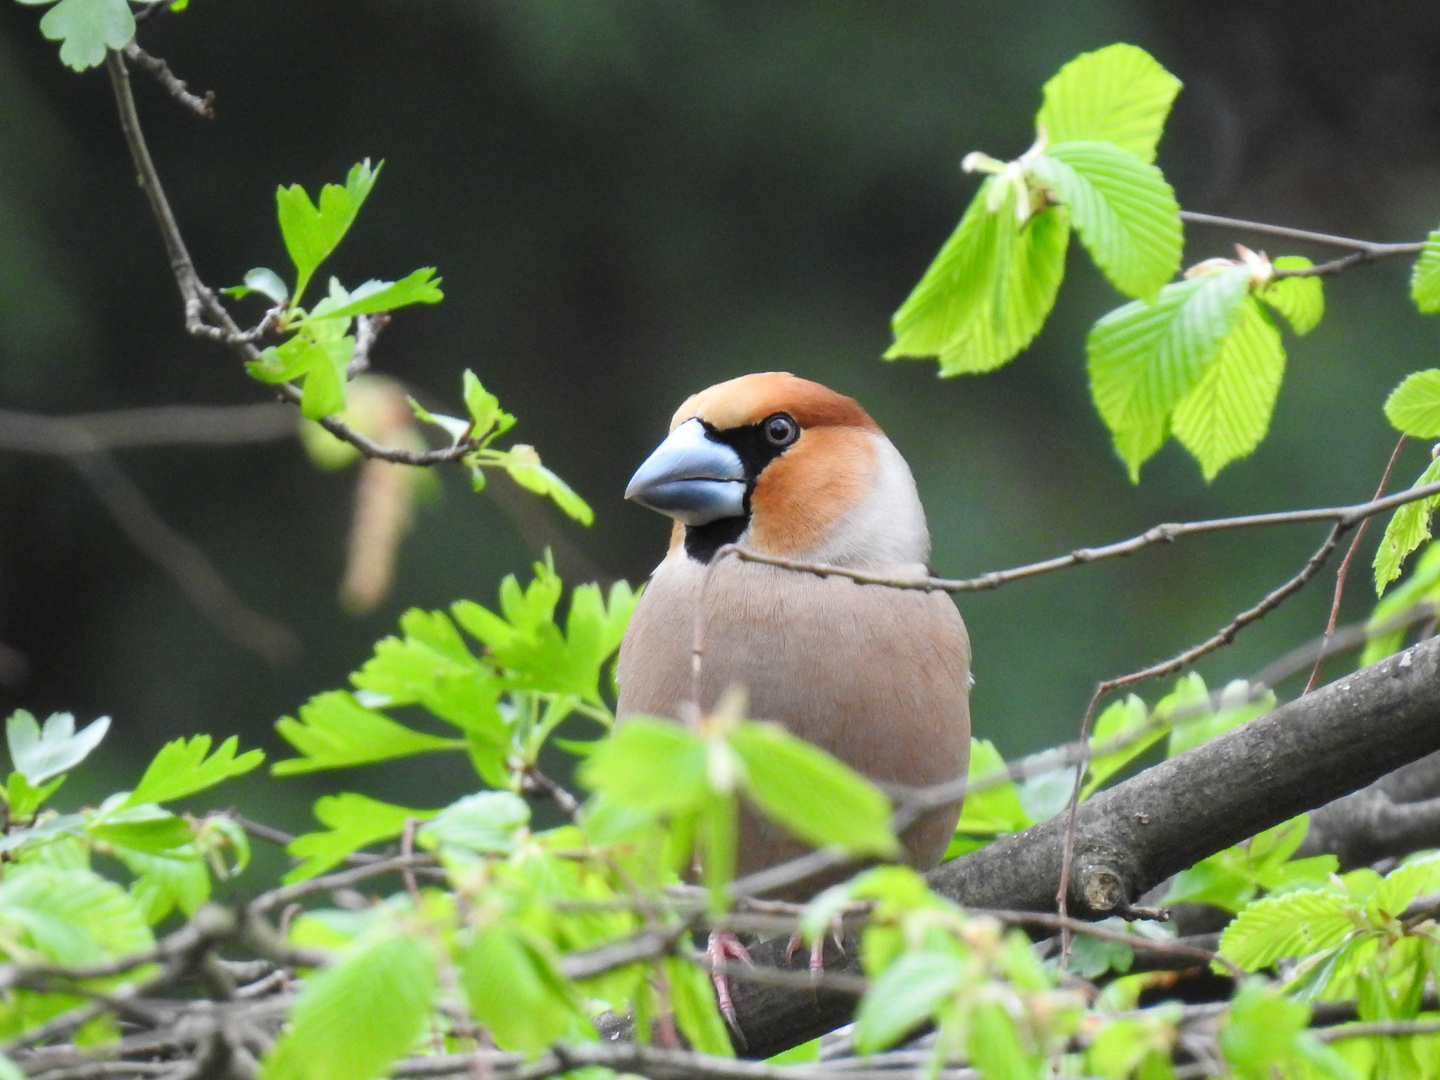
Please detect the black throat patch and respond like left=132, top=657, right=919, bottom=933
left=680, top=419, right=793, bottom=564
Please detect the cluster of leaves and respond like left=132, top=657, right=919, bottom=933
left=0, top=710, right=260, bottom=1038
left=888, top=43, right=1326, bottom=482
left=231, top=162, right=591, bottom=524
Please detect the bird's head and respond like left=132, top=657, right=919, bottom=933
left=626, top=372, right=931, bottom=566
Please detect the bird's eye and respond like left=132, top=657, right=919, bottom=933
left=762, top=413, right=799, bottom=447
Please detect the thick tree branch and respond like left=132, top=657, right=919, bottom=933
left=723, top=636, right=1440, bottom=1057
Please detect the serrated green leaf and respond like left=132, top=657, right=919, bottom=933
left=1412, top=229, right=1440, bottom=313
left=273, top=691, right=464, bottom=775
left=728, top=721, right=899, bottom=858
left=1220, top=890, right=1353, bottom=971
left=459, top=923, right=588, bottom=1051
left=1170, top=296, right=1285, bottom=481
left=122, top=735, right=263, bottom=809
left=1374, top=456, right=1440, bottom=594
left=1260, top=257, right=1324, bottom=334
left=6, top=711, right=110, bottom=786
left=854, top=948, right=964, bottom=1052
left=20, top=0, right=134, bottom=71
left=1036, top=43, right=1181, bottom=164
left=1218, top=981, right=1314, bottom=1080
left=0, top=864, right=154, bottom=967
left=887, top=177, right=1069, bottom=374
left=302, top=268, right=443, bottom=322
left=1028, top=140, right=1181, bottom=299
left=579, top=718, right=708, bottom=813
left=285, top=793, right=434, bottom=883
left=1385, top=369, right=1440, bottom=437
left=275, top=160, right=382, bottom=306
left=261, top=930, right=436, bottom=1080
left=1372, top=853, right=1440, bottom=918
left=1087, top=266, right=1251, bottom=480
left=1363, top=542, right=1440, bottom=665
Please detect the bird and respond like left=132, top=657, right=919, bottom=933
left=616, top=372, right=972, bottom=1020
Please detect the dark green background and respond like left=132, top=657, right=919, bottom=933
left=2, top=1, right=1438, bottom=832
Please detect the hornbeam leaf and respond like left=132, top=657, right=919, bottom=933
left=1384, top=369, right=1440, bottom=437
left=1029, top=140, right=1181, bottom=300
left=261, top=931, right=436, bottom=1080
left=887, top=178, right=1069, bottom=374
left=1219, top=889, right=1352, bottom=971
left=1412, top=228, right=1440, bottom=313
left=1171, top=298, right=1285, bottom=481
left=1374, top=456, right=1440, bottom=595
left=1259, top=257, right=1324, bottom=335
left=1036, top=43, right=1181, bottom=164
left=1086, top=266, right=1251, bottom=480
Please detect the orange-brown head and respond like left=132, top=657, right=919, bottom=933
left=627, top=373, right=930, bottom=566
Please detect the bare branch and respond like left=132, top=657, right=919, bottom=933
left=121, top=42, right=213, bottom=119
left=1179, top=210, right=1424, bottom=257
left=0, top=404, right=295, bottom=454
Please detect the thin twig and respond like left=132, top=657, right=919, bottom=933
left=1179, top=210, right=1425, bottom=257
left=121, top=42, right=213, bottom=119
left=0, top=404, right=295, bottom=453
left=1306, top=435, right=1409, bottom=693
left=104, top=49, right=480, bottom=469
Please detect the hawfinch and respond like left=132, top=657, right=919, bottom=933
left=617, top=372, right=971, bottom=893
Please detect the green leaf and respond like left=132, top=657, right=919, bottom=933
left=1374, top=456, right=1440, bottom=594
left=459, top=923, right=588, bottom=1051
left=301, top=268, right=443, bottom=322
left=6, top=711, right=110, bottom=786
left=275, top=160, right=382, bottom=305
left=223, top=267, right=289, bottom=304
left=1363, top=541, right=1440, bottom=665
left=285, top=793, right=434, bottom=883
left=261, top=930, right=436, bottom=1080
left=493, top=445, right=595, bottom=525
left=19, top=0, right=134, bottom=71
left=952, top=739, right=1031, bottom=838
left=0, top=864, right=154, bottom=967
left=1028, top=140, right=1181, bottom=299
left=1386, top=370, right=1440, bottom=437
left=273, top=691, right=464, bottom=775
left=4, top=771, right=65, bottom=820
left=462, top=370, right=516, bottom=440
left=1219, top=889, right=1353, bottom=971
left=1166, top=676, right=1274, bottom=758
left=1218, top=981, right=1313, bottom=1080
left=728, top=720, right=900, bottom=858
left=1036, top=43, right=1181, bottom=164
left=1170, top=297, right=1286, bottom=481
left=114, top=848, right=211, bottom=925
left=1412, top=228, right=1440, bottom=313
left=1260, top=257, right=1324, bottom=334
left=1086, top=266, right=1251, bottom=480
left=886, top=177, right=1070, bottom=374
left=854, top=948, right=964, bottom=1052
left=1371, top=853, right=1440, bottom=918
left=244, top=333, right=352, bottom=419
left=1082, top=694, right=1157, bottom=796
left=122, top=735, right=263, bottom=809
left=666, top=956, right=734, bottom=1057
left=88, top=807, right=194, bottom=855
left=418, top=792, right=530, bottom=862
left=579, top=718, right=708, bottom=813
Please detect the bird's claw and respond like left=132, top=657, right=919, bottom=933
left=706, top=929, right=752, bottom=1040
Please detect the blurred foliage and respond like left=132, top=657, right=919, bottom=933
left=3, top=1, right=1440, bottom=835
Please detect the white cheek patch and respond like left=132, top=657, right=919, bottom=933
left=801, top=434, right=932, bottom=569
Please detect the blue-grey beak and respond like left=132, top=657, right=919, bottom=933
left=625, top=417, right=746, bottom=526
